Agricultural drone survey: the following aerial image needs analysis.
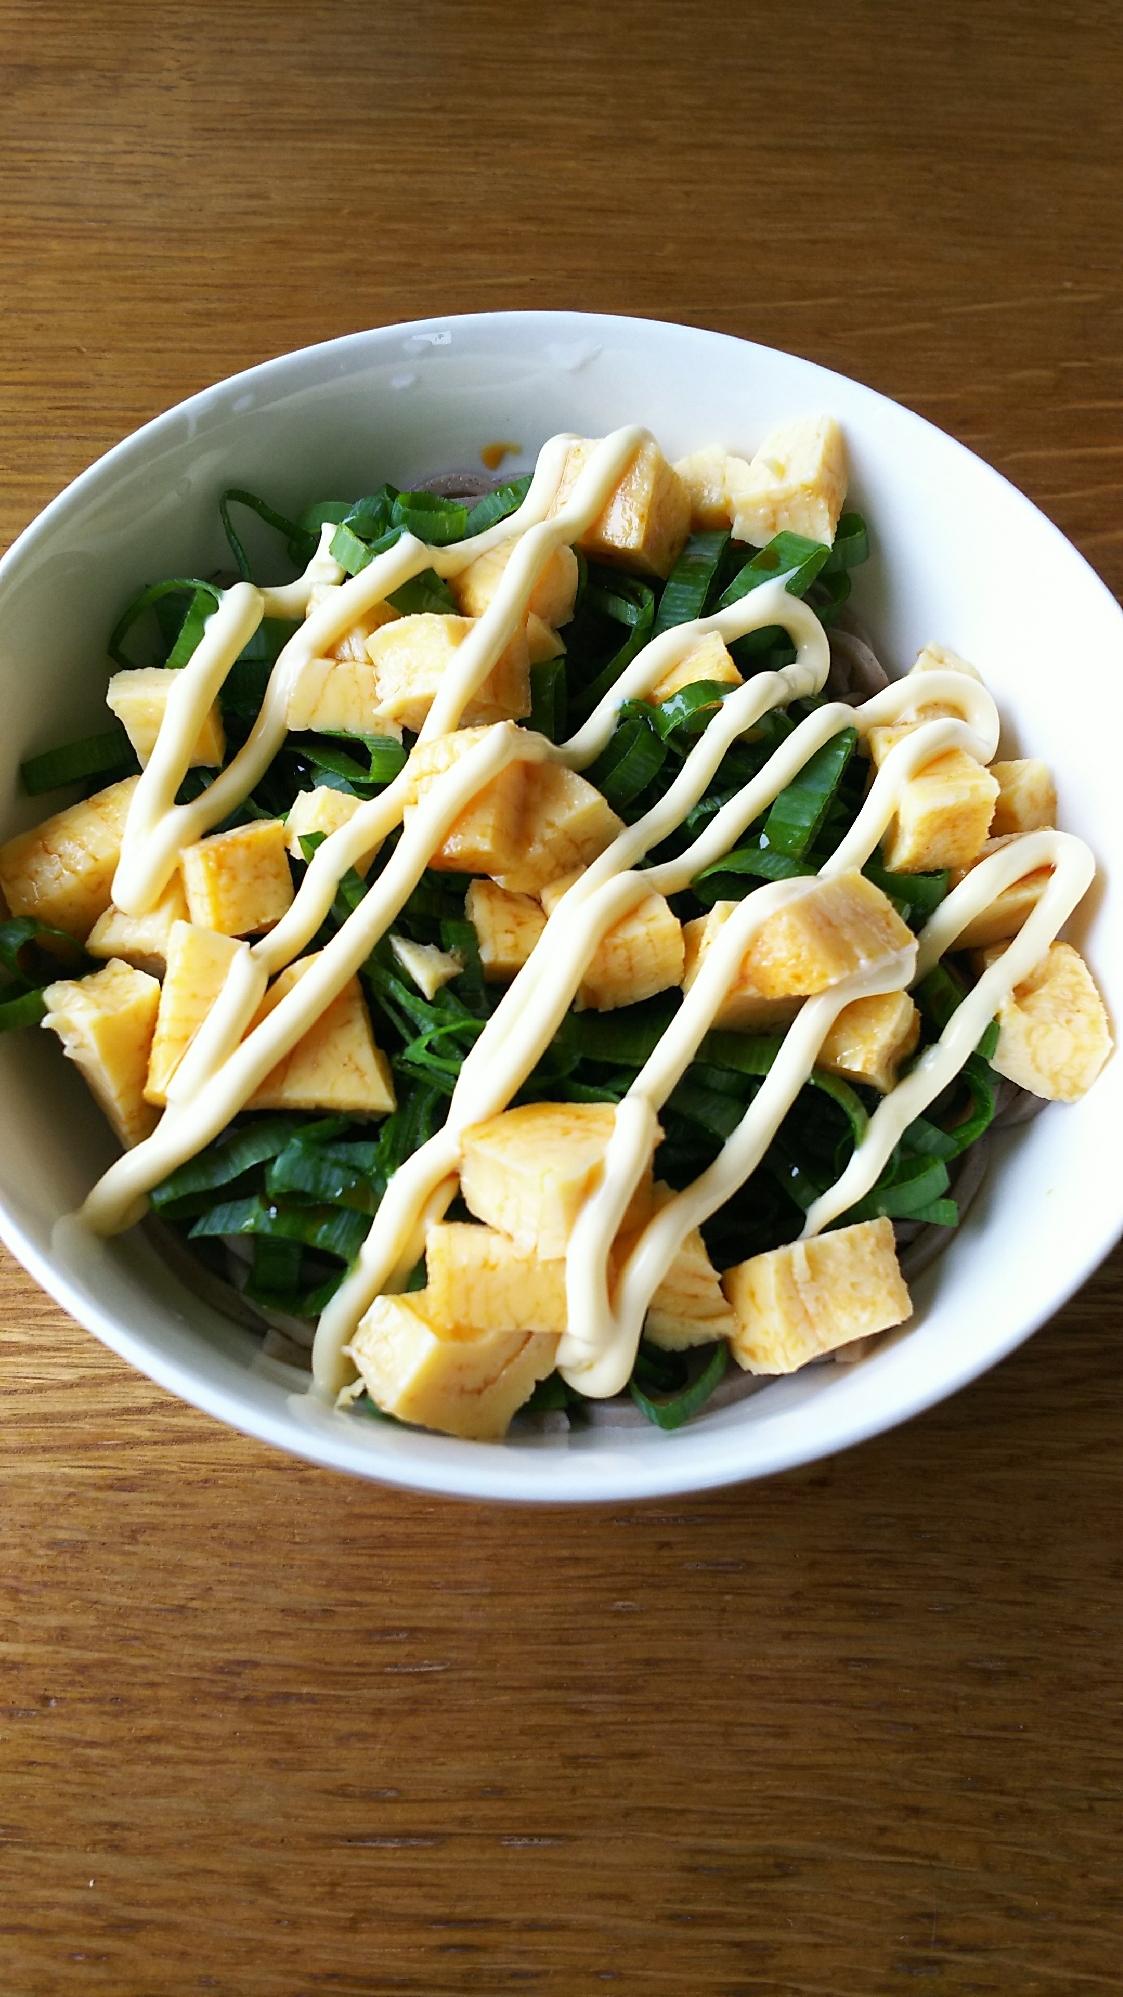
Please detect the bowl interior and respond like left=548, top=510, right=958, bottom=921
left=2, top=310, right=1121, bottom=1501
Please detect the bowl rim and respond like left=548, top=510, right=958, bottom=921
left=2, top=306, right=1122, bottom=1502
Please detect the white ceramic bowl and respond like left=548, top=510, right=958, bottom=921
left=2, top=311, right=1121, bottom=1502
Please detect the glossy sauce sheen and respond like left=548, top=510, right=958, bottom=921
left=77, top=430, right=1095, bottom=1400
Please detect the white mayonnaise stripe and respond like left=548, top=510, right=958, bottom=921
left=648, top=664, right=999, bottom=897
left=587, top=946, right=919, bottom=1389
left=80, top=726, right=551, bottom=1236
left=800, top=832, right=1095, bottom=1238
left=558, top=589, right=831, bottom=909
left=419, top=429, right=648, bottom=742
left=649, top=699, right=854, bottom=898
left=312, top=869, right=657, bottom=1386
left=446, top=873, right=655, bottom=1121
left=112, top=583, right=266, bottom=913
left=257, top=518, right=346, bottom=618
left=821, top=716, right=995, bottom=879
left=253, top=773, right=412, bottom=977
left=328, top=1141, right=461, bottom=1345
left=558, top=876, right=828, bottom=1394
left=913, top=828, right=1072, bottom=978
left=164, top=944, right=267, bottom=1110
left=562, top=582, right=828, bottom=770
left=848, top=670, right=999, bottom=742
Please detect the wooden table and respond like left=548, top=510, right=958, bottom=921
left=2, top=4, right=1122, bottom=1989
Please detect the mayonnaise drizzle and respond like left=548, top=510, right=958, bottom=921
left=800, top=829, right=1093, bottom=1237
left=74, top=427, right=1098, bottom=1406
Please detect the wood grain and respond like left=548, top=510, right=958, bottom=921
left=1, top=2, right=1122, bottom=1990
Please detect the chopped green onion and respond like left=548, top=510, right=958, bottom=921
left=528, top=658, right=566, bottom=742
left=695, top=1029, right=783, bottom=1077
left=763, top=1136, right=828, bottom=1212
left=698, top=1031, right=869, bottom=1148
left=652, top=529, right=730, bottom=635
left=353, top=1391, right=404, bottom=1423
left=761, top=727, right=857, bottom=859
left=265, top=1136, right=381, bottom=1211
left=822, top=512, right=870, bottom=573
left=464, top=476, right=533, bottom=537
left=315, top=732, right=407, bottom=786
left=584, top=575, right=654, bottom=629
left=555, top=1001, right=678, bottom=1069
left=222, top=657, right=273, bottom=717
left=244, top=1234, right=304, bottom=1304
left=188, top=1194, right=371, bottom=1263
left=391, top=492, right=468, bottom=545
left=439, top=917, right=489, bottom=1019
left=843, top=1153, right=952, bottom=1223
left=914, top=960, right=968, bottom=1034
left=378, top=1084, right=447, bottom=1173
left=398, top=869, right=471, bottom=929
left=570, top=576, right=657, bottom=717
left=364, top=963, right=484, bottom=1085
left=268, top=613, right=305, bottom=661
left=329, top=523, right=377, bottom=575
left=914, top=971, right=996, bottom=1064
left=220, top=490, right=316, bottom=582
left=907, top=1197, right=959, bottom=1228
left=108, top=577, right=222, bottom=671
left=630, top=1339, right=728, bottom=1430
left=387, top=568, right=458, bottom=616
left=330, top=512, right=411, bottom=573
left=150, top=1116, right=315, bottom=1210
left=808, top=568, right=852, bottom=626
left=292, top=745, right=364, bottom=792
left=241, top=615, right=299, bottom=666
left=586, top=710, right=667, bottom=811
left=716, top=531, right=831, bottom=611
left=295, top=500, right=351, bottom=539
left=901, top=1115, right=959, bottom=1162
left=555, top=1077, right=629, bottom=1105
left=365, top=737, right=408, bottom=785
left=335, top=868, right=369, bottom=925
left=665, top=1077, right=746, bottom=1142
left=0, top=917, right=89, bottom=986
left=639, top=680, right=733, bottom=741
left=21, top=727, right=138, bottom=797
left=523, top=1371, right=578, bottom=1413
left=693, top=847, right=815, bottom=899
left=341, top=487, right=399, bottom=543
left=804, top=1068, right=870, bottom=1149
left=296, top=734, right=403, bottom=792
left=0, top=987, right=47, bottom=1033
left=940, top=1053, right=996, bottom=1154
left=732, top=634, right=799, bottom=672
left=165, top=587, right=217, bottom=669
left=298, top=838, right=369, bottom=927
left=976, top=1019, right=999, bottom=1061
left=863, top=859, right=949, bottom=927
